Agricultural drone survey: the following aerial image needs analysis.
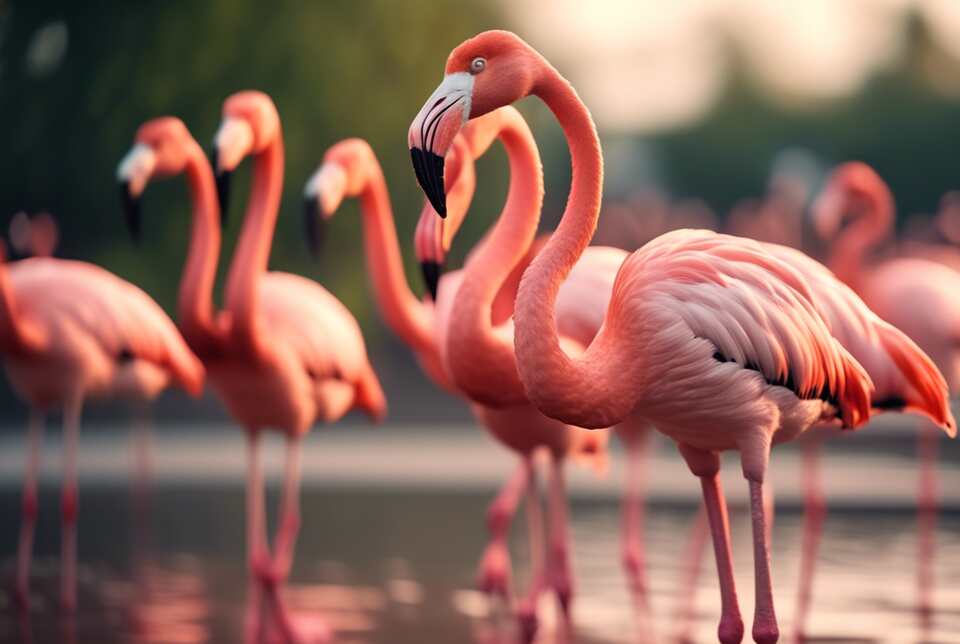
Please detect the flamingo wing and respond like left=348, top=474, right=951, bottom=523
left=10, top=258, right=204, bottom=396
left=260, top=272, right=386, bottom=421
left=614, top=229, right=873, bottom=428
left=766, top=246, right=954, bottom=434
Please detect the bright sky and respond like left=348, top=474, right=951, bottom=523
left=502, top=0, right=960, bottom=131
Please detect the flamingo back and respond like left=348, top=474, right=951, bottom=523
left=610, top=229, right=873, bottom=429
left=766, top=246, right=955, bottom=434
left=9, top=258, right=203, bottom=399
left=259, top=272, right=386, bottom=422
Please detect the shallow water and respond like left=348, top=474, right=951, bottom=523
left=0, top=427, right=957, bottom=643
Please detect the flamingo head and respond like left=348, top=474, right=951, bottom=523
left=412, top=136, right=477, bottom=301
left=118, top=117, right=198, bottom=242
left=409, top=30, right=538, bottom=216
left=211, top=91, right=280, bottom=228
left=301, top=139, right=377, bottom=259
left=812, top=162, right=890, bottom=241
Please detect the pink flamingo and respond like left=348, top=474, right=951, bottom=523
left=304, top=106, right=611, bottom=640
left=408, top=31, right=955, bottom=643
left=118, top=97, right=385, bottom=643
left=3, top=220, right=204, bottom=610
left=813, top=161, right=960, bottom=624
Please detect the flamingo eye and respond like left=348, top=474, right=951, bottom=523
left=469, top=57, right=486, bottom=74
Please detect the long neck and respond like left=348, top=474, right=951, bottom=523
left=513, top=66, right=637, bottom=428
left=225, top=130, right=284, bottom=357
left=446, top=122, right=544, bottom=406
left=357, top=159, right=440, bottom=363
left=0, top=261, right=45, bottom=357
left=827, top=188, right=892, bottom=292
left=178, top=143, right=225, bottom=354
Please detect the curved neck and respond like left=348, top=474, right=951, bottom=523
left=827, top=188, right=893, bottom=292
left=225, top=129, right=284, bottom=357
left=178, top=142, right=225, bottom=354
left=356, top=159, right=439, bottom=360
left=0, top=261, right=46, bottom=357
left=446, top=121, right=544, bottom=405
left=513, top=65, right=637, bottom=427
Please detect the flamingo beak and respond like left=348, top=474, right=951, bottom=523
left=301, top=163, right=347, bottom=259
left=408, top=73, right=474, bottom=218
left=414, top=200, right=448, bottom=301
left=116, top=143, right=157, bottom=244
left=420, top=261, right=441, bottom=301
left=208, top=145, right=231, bottom=231
left=211, top=117, right=255, bottom=223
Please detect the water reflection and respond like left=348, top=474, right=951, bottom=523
left=0, top=485, right=957, bottom=643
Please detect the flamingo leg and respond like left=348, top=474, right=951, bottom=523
left=478, top=457, right=530, bottom=600
left=516, top=457, right=546, bottom=644
left=246, top=431, right=270, bottom=577
left=15, top=409, right=45, bottom=607
left=60, top=392, right=82, bottom=611
left=546, top=454, right=574, bottom=621
left=678, top=444, right=744, bottom=644
left=671, top=502, right=709, bottom=643
left=917, top=422, right=939, bottom=620
left=620, top=429, right=651, bottom=604
left=748, top=478, right=778, bottom=644
left=131, top=408, right=152, bottom=514
left=793, top=438, right=825, bottom=641
left=271, top=436, right=303, bottom=584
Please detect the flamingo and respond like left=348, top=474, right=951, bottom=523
left=304, top=107, right=612, bottom=640
left=2, top=213, right=204, bottom=610
left=812, top=161, right=960, bottom=623
left=407, top=30, right=955, bottom=643
left=118, top=97, right=386, bottom=643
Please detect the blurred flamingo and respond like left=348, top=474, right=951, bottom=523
left=304, top=107, right=610, bottom=641
left=813, top=161, right=960, bottom=627
left=3, top=220, right=204, bottom=609
left=408, top=30, right=954, bottom=643
left=119, top=96, right=385, bottom=643
left=8, top=212, right=59, bottom=259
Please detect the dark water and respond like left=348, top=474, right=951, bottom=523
left=0, top=483, right=958, bottom=643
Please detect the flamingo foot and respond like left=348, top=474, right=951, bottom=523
left=516, top=600, right=539, bottom=644
left=251, top=549, right=280, bottom=587
left=477, top=540, right=512, bottom=599
left=752, top=621, right=779, bottom=644
left=622, top=543, right=648, bottom=600
left=549, top=542, right=573, bottom=618
left=718, top=614, right=745, bottom=644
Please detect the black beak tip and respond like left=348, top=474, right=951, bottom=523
left=410, top=147, right=447, bottom=218
left=209, top=145, right=231, bottom=230
left=420, top=260, right=442, bottom=301
left=303, top=196, right=325, bottom=260
left=119, top=181, right=141, bottom=244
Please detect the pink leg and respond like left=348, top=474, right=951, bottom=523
left=546, top=454, right=574, bottom=621
left=14, top=410, right=44, bottom=607
left=671, top=502, right=709, bottom=643
left=516, top=458, right=546, bottom=644
left=748, top=479, right=778, bottom=643
left=917, top=422, right=939, bottom=620
left=793, top=439, right=825, bottom=641
left=678, top=444, right=744, bottom=644
left=60, top=393, right=82, bottom=611
left=271, top=437, right=303, bottom=584
left=478, top=457, right=530, bottom=600
left=620, top=430, right=651, bottom=604
left=246, top=431, right=270, bottom=578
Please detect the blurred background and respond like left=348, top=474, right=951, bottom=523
left=4, top=0, right=960, bottom=424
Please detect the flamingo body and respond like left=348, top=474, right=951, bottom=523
left=4, top=258, right=202, bottom=406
